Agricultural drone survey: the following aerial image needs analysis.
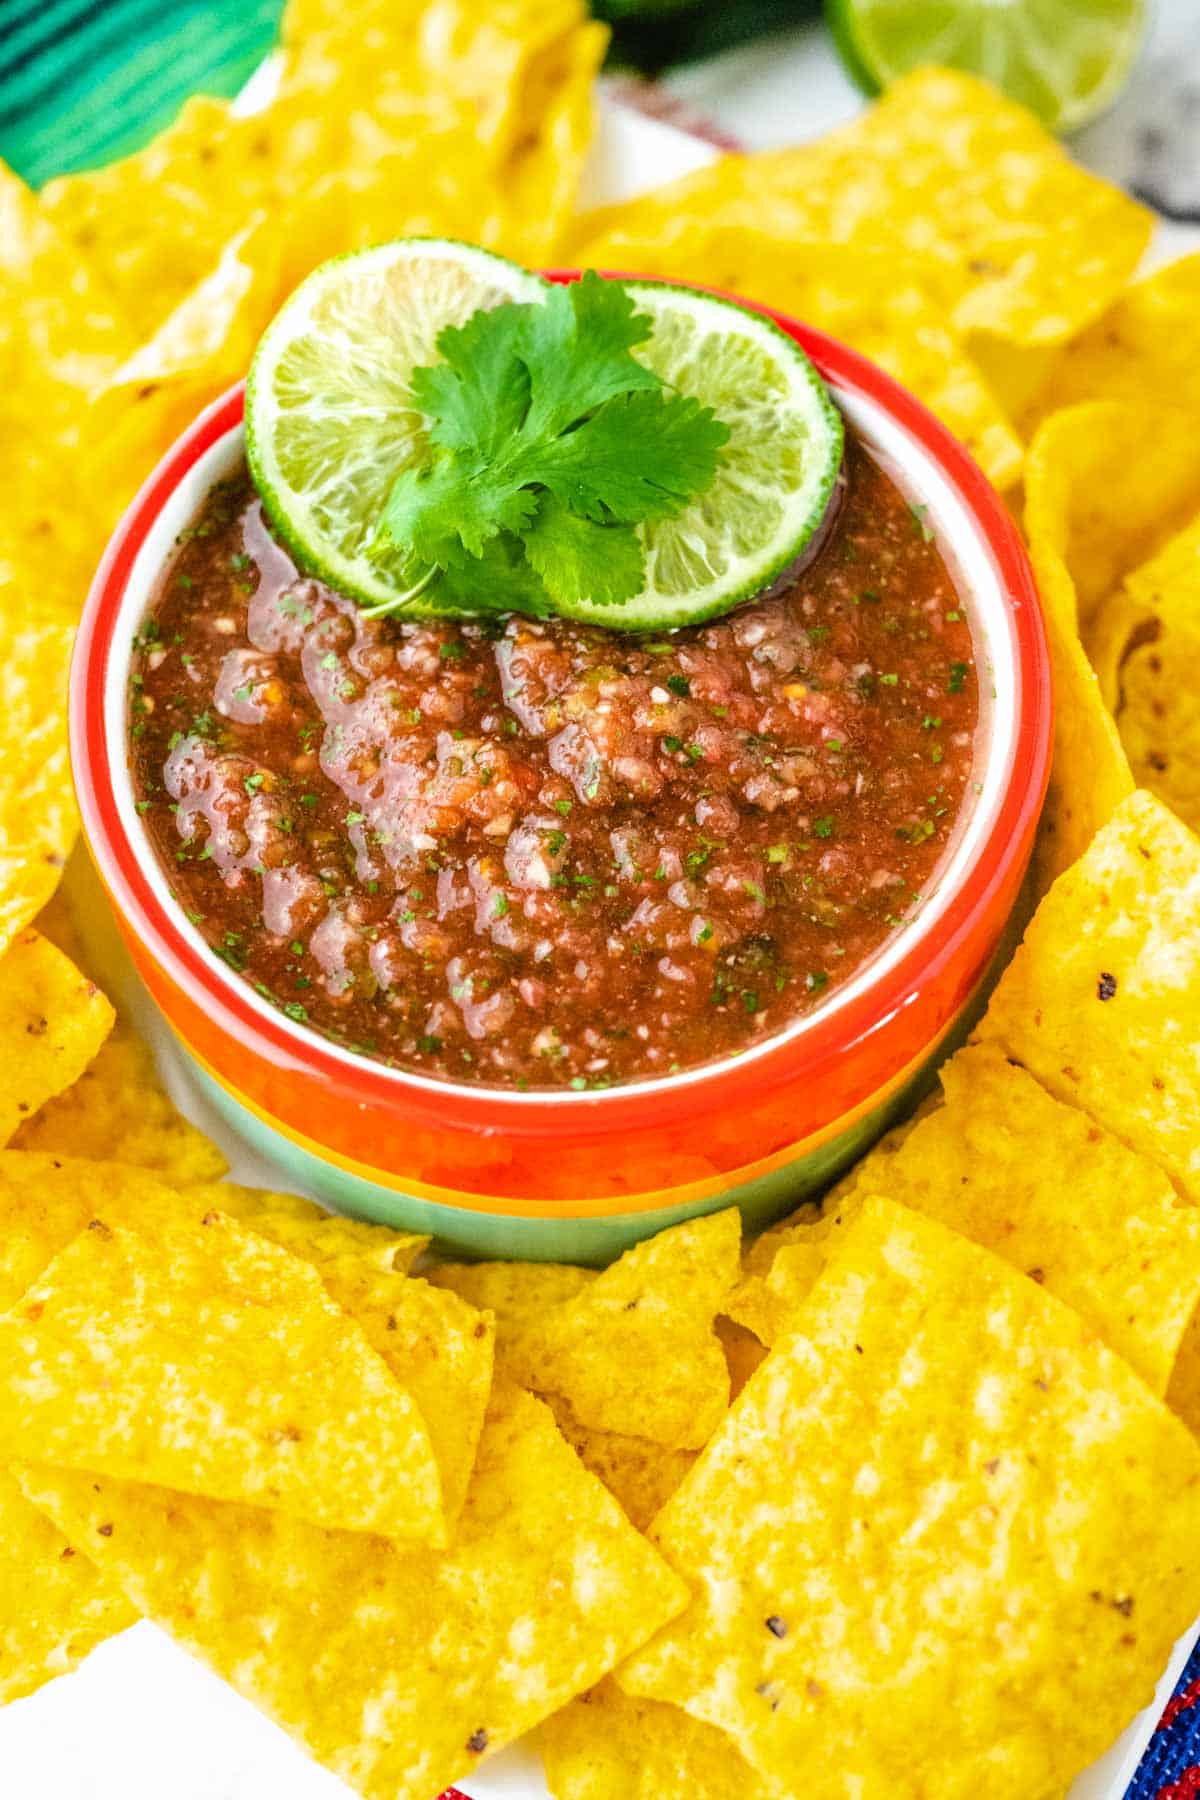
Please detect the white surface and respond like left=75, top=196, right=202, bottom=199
left=7, top=67, right=1200, bottom=1800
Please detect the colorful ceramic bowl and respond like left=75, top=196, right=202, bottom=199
left=72, top=288, right=1051, bottom=1263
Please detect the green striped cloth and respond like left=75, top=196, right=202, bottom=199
left=0, top=0, right=284, bottom=186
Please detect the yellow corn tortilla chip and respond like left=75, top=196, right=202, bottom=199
left=540, top=1679, right=787, bottom=1800
left=0, top=1212, right=444, bottom=1543
left=428, top=1257, right=595, bottom=1340
left=1105, top=513, right=1200, bottom=837
left=1024, top=402, right=1200, bottom=640
left=620, top=1198, right=1200, bottom=1797
left=317, top=1261, right=493, bottom=1527
left=19, top=1384, right=688, bottom=1800
left=23, top=872, right=230, bottom=1180
left=0, top=929, right=114, bottom=1145
left=545, top=1394, right=696, bottom=1533
left=1022, top=406, right=1148, bottom=892
left=1029, top=252, right=1200, bottom=430
left=0, top=1151, right=419, bottom=1309
left=498, top=19, right=607, bottom=268
left=574, top=229, right=1022, bottom=490
left=500, top=1210, right=741, bottom=1449
left=38, top=99, right=294, bottom=343
left=83, top=213, right=285, bottom=537
left=573, top=69, right=1150, bottom=348
left=733, top=1043, right=1200, bottom=1403
left=0, top=608, right=77, bottom=952
left=0, top=175, right=125, bottom=614
left=0, top=1467, right=136, bottom=1707
left=209, top=1189, right=428, bottom=1273
left=978, top=789, right=1200, bottom=1203
left=13, top=1020, right=229, bottom=1181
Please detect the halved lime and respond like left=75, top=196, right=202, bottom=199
left=826, top=0, right=1147, bottom=135
left=552, top=280, right=844, bottom=632
left=246, top=239, right=547, bottom=611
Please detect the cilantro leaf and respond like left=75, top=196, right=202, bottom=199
left=519, top=389, right=729, bottom=524
left=519, top=272, right=661, bottom=441
left=523, top=495, right=645, bottom=607
left=378, top=454, right=538, bottom=563
left=410, top=300, right=537, bottom=461
left=370, top=272, right=730, bottom=620
left=432, top=534, right=554, bottom=617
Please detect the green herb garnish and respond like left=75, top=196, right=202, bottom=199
left=370, top=274, right=729, bottom=617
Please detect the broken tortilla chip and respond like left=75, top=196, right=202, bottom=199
left=500, top=1210, right=741, bottom=1449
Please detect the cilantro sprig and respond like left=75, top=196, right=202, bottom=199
left=369, top=274, right=730, bottom=618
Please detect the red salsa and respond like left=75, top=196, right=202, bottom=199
left=128, top=431, right=979, bottom=1089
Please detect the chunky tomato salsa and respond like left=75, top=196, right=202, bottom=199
left=128, top=431, right=979, bottom=1089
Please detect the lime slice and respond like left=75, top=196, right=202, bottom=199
left=246, top=239, right=547, bottom=611
left=551, top=280, right=844, bottom=632
left=826, top=0, right=1146, bottom=134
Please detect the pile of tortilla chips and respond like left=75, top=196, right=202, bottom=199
left=5, top=1, right=1200, bottom=1795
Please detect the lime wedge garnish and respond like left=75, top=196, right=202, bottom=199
left=246, top=239, right=546, bottom=611
left=826, top=0, right=1147, bottom=134
left=550, top=280, right=844, bottom=632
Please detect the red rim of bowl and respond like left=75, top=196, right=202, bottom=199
left=72, top=277, right=1052, bottom=1148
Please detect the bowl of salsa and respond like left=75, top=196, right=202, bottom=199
left=72, top=271, right=1051, bottom=1262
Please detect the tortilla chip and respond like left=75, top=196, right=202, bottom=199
left=0, top=929, right=114, bottom=1145
left=540, top=1680, right=787, bottom=1800
left=0, top=608, right=77, bottom=951
left=84, top=214, right=285, bottom=536
left=211, top=1191, right=428, bottom=1274
left=38, top=99, right=300, bottom=343
left=0, top=1212, right=444, bottom=1542
left=428, top=1257, right=595, bottom=1341
left=734, top=1044, right=1200, bottom=1402
left=500, top=1211, right=741, bottom=1449
left=573, top=230, right=1022, bottom=489
left=619, top=1199, right=1200, bottom=1796
left=0, top=1468, right=136, bottom=1707
left=1024, top=402, right=1200, bottom=640
left=1022, top=406, right=1148, bottom=892
left=1105, top=513, right=1200, bottom=837
left=19, top=1385, right=688, bottom=1800
left=317, top=1262, right=493, bottom=1526
left=13, top=1020, right=229, bottom=1181
left=486, top=14, right=608, bottom=266
left=545, top=1394, right=696, bottom=1533
left=1030, top=252, right=1200, bottom=430
left=978, top=789, right=1200, bottom=1203
left=0, top=1152, right=420, bottom=1313
left=573, top=69, right=1150, bottom=348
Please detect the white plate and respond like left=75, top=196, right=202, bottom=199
left=5, top=92, right=1198, bottom=1800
